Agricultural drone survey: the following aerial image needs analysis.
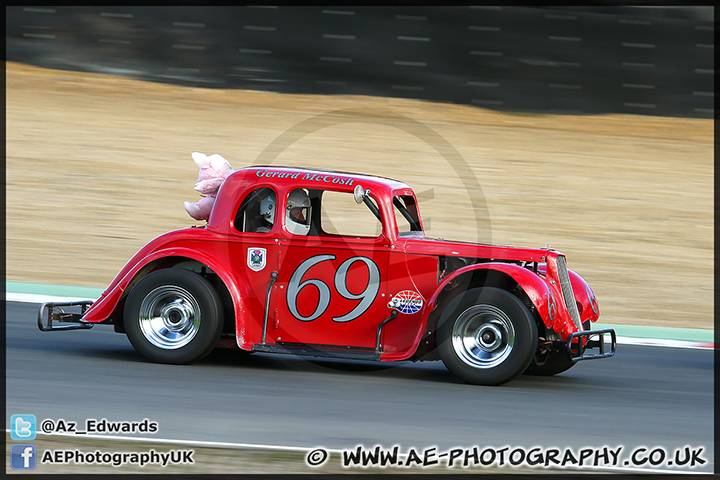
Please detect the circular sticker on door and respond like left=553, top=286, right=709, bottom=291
left=388, top=290, right=424, bottom=314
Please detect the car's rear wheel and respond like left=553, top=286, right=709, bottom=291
left=438, top=287, right=538, bottom=385
left=124, top=269, right=224, bottom=364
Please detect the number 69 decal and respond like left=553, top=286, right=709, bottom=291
left=287, top=255, right=381, bottom=323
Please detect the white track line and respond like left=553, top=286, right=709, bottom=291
left=7, top=293, right=96, bottom=304
left=5, top=429, right=339, bottom=453
left=617, top=336, right=713, bottom=350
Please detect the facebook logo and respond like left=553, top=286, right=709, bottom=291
left=10, top=414, right=36, bottom=440
left=10, top=444, right=37, bottom=470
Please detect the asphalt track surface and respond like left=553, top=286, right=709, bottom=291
left=6, top=302, right=714, bottom=473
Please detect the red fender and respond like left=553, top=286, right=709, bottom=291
left=570, top=270, right=600, bottom=323
left=81, top=247, right=254, bottom=350
left=381, top=262, right=563, bottom=362
left=537, top=264, right=599, bottom=325
left=424, top=263, right=557, bottom=330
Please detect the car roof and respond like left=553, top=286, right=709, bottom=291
left=207, top=166, right=415, bottom=231
left=223, top=165, right=413, bottom=195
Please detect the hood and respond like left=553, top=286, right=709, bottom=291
left=401, top=235, right=555, bottom=263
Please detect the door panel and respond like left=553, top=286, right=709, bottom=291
left=272, top=240, right=389, bottom=348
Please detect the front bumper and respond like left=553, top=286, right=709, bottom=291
left=567, top=328, right=616, bottom=361
left=37, top=301, right=94, bottom=331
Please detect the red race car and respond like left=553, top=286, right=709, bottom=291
left=39, top=166, right=615, bottom=385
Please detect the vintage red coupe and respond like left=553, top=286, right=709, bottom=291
left=39, top=166, right=614, bottom=385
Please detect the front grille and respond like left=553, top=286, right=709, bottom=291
left=556, top=255, right=582, bottom=330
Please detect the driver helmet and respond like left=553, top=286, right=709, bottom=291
left=286, top=189, right=311, bottom=235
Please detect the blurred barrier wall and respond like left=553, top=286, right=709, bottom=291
left=6, top=6, right=714, bottom=117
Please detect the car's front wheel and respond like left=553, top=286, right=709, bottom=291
left=124, top=269, right=224, bottom=364
left=438, top=287, right=538, bottom=386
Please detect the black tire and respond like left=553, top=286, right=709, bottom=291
left=124, top=269, right=224, bottom=364
left=525, top=350, right=576, bottom=376
left=437, top=287, right=538, bottom=386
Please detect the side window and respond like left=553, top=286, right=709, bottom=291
left=234, top=187, right=276, bottom=233
left=320, top=190, right=382, bottom=238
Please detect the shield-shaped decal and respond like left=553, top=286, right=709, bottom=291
left=247, top=247, right=267, bottom=272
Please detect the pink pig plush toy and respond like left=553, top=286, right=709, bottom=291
left=183, top=151, right=234, bottom=221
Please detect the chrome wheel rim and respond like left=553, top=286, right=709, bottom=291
left=138, top=286, right=201, bottom=349
left=451, top=305, right=515, bottom=369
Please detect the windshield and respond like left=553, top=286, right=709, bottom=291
left=393, top=195, right=423, bottom=235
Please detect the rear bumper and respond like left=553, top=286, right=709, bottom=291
left=567, top=328, right=616, bottom=361
left=37, top=301, right=94, bottom=331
